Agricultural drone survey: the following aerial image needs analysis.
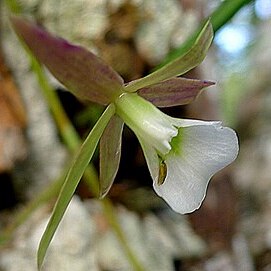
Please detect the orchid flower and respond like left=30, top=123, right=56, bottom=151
left=11, top=16, right=238, bottom=268
left=11, top=15, right=239, bottom=213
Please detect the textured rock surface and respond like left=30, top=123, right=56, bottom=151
left=0, top=197, right=206, bottom=271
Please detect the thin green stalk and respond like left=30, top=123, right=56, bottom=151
left=157, top=0, right=254, bottom=67
left=210, top=0, right=254, bottom=32
left=31, top=57, right=81, bottom=151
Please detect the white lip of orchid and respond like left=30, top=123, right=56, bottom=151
left=154, top=121, right=238, bottom=213
left=115, top=93, right=178, bottom=155
left=115, top=92, right=239, bottom=214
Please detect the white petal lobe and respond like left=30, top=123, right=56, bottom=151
left=153, top=123, right=239, bottom=214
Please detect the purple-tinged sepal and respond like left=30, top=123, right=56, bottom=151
left=10, top=16, right=124, bottom=105
left=138, top=77, right=214, bottom=107
left=99, top=115, right=124, bottom=198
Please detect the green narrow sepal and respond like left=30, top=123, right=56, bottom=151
left=37, top=104, right=115, bottom=270
left=125, top=20, right=213, bottom=93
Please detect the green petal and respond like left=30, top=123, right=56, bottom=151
left=37, top=104, right=115, bottom=270
left=125, top=20, right=213, bottom=93
left=99, top=115, right=124, bottom=198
